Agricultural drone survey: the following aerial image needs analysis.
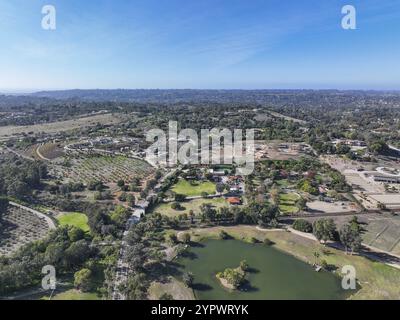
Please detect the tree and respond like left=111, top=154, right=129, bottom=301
left=182, top=272, right=194, bottom=287
left=65, top=240, right=92, bottom=268
left=117, top=180, right=125, bottom=188
left=240, top=260, right=249, bottom=272
left=298, top=180, right=319, bottom=195
left=295, top=198, right=307, bottom=211
left=292, top=219, right=312, bottom=233
left=216, top=183, right=225, bottom=194
left=175, top=194, right=187, bottom=202
left=125, top=273, right=147, bottom=300
left=167, top=233, right=178, bottom=245
left=171, top=202, right=182, bottom=210
left=313, top=219, right=336, bottom=243
left=368, top=140, right=389, bottom=155
left=127, top=194, right=136, bottom=207
left=74, top=268, right=92, bottom=292
left=339, top=223, right=362, bottom=255
left=68, top=226, right=85, bottom=242
left=200, top=204, right=216, bottom=222
left=110, top=206, right=131, bottom=226
left=118, top=192, right=127, bottom=202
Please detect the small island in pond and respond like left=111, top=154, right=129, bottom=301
left=216, top=260, right=249, bottom=290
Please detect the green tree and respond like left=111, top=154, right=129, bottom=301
left=74, top=268, right=92, bottom=292
left=313, top=219, right=336, bottom=243
left=292, top=219, right=313, bottom=233
left=339, top=223, right=362, bottom=255
left=240, top=260, right=249, bottom=272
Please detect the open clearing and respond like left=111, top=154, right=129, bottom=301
left=148, top=276, right=195, bottom=300
left=56, top=212, right=90, bottom=233
left=171, top=179, right=216, bottom=197
left=306, top=200, right=357, bottom=214
left=153, top=197, right=230, bottom=217
left=183, top=225, right=400, bottom=299
left=0, top=113, right=122, bottom=139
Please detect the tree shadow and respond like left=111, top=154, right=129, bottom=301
left=240, top=280, right=259, bottom=293
left=180, top=251, right=198, bottom=260
left=192, top=283, right=213, bottom=291
left=189, top=241, right=205, bottom=248
left=247, top=267, right=260, bottom=274
left=147, top=261, right=185, bottom=280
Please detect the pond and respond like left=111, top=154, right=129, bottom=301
left=178, top=239, right=353, bottom=300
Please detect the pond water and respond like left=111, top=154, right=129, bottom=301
left=178, top=239, right=353, bottom=300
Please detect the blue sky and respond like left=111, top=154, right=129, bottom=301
left=0, top=0, right=399, bottom=91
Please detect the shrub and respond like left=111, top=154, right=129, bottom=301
left=249, top=237, right=258, bottom=244
left=219, top=230, right=230, bottom=240
left=181, top=233, right=191, bottom=244
left=263, top=238, right=273, bottom=246
left=240, top=260, right=249, bottom=272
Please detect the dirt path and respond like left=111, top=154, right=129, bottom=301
left=35, top=143, right=51, bottom=161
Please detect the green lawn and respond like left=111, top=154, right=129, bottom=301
left=57, top=212, right=90, bottom=233
left=172, top=179, right=216, bottom=197
left=279, top=193, right=300, bottom=215
left=154, top=197, right=230, bottom=217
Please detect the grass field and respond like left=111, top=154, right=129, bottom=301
left=57, top=213, right=90, bottom=233
left=182, top=225, right=400, bottom=300
left=153, top=197, right=230, bottom=217
left=171, top=179, right=216, bottom=197
left=45, top=289, right=100, bottom=300
left=279, top=193, right=300, bottom=215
